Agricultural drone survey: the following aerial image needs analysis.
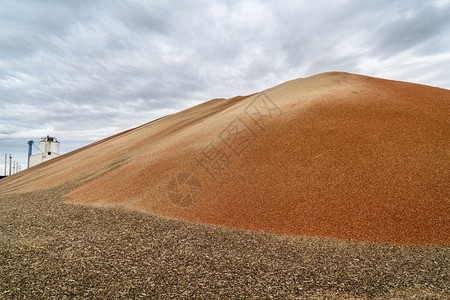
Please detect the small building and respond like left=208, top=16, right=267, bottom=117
left=28, top=136, right=60, bottom=168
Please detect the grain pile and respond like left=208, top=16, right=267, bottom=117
left=1, top=72, right=449, bottom=298
left=1, top=72, right=449, bottom=246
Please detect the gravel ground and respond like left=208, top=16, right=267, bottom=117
left=0, top=183, right=449, bottom=299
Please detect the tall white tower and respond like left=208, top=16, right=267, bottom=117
left=29, top=136, right=60, bottom=168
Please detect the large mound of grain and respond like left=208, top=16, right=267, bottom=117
left=2, top=72, right=449, bottom=245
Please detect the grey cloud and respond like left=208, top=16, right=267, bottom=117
left=114, top=0, right=173, bottom=34
left=370, top=2, right=450, bottom=58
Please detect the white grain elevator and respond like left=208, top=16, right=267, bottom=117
left=28, top=136, right=60, bottom=168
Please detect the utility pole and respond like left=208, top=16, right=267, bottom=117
left=9, top=154, right=12, bottom=176
left=12, top=160, right=15, bottom=175
left=4, top=154, right=6, bottom=176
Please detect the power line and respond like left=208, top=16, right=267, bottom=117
left=32, top=143, right=41, bottom=153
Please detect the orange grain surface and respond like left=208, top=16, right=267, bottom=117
left=1, top=72, right=449, bottom=245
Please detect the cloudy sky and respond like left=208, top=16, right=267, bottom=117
left=1, top=0, right=449, bottom=174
